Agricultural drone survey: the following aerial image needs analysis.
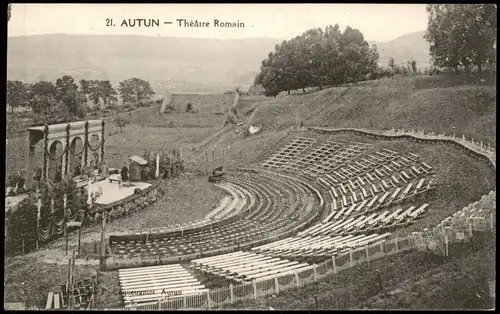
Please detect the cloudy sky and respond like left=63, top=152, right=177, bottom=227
left=8, top=4, right=429, bottom=42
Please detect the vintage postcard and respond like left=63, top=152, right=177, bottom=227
left=5, top=3, right=496, bottom=310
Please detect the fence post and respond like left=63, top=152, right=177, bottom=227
left=332, top=255, right=337, bottom=274
left=294, top=271, right=300, bottom=288
left=207, top=291, right=212, bottom=310
left=468, top=223, right=473, bottom=237
left=394, top=238, right=399, bottom=252
left=349, top=249, right=353, bottom=267
left=274, top=276, right=279, bottom=294
left=313, top=264, right=317, bottom=281
left=445, top=235, right=449, bottom=257
left=229, top=283, right=234, bottom=304
left=183, top=295, right=187, bottom=309
left=158, top=298, right=161, bottom=310
left=365, top=246, right=369, bottom=261
left=491, top=213, right=494, bottom=231
left=379, top=242, right=384, bottom=253
left=252, top=280, right=257, bottom=299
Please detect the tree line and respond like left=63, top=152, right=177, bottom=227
left=6, top=76, right=155, bottom=126
left=424, top=4, right=496, bottom=73
left=254, top=24, right=380, bottom=97
left=254, top=5, right=496, bottom=97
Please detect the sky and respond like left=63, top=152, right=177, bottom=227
left=8, top=4, right=429, bottom=42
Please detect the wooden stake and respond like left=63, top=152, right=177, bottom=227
left=67, top=258, right=72, bottom=298
left=100, top=211, right=106, bottom=270
left=220, top=148, right=223, bottom=169
left=77, top=227, right=82, bottom=256
left=205, top=151, right=208, bottom=175
left=212, top=150, right=215, bottom=172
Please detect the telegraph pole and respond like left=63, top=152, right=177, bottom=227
left=99, top=209, right=106, bottom=271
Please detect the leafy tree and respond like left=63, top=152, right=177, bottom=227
left=6, top=80, right=30, bottom=113
left=55, top=75, right=84, bottom=117
left=388, top=58, right=395, bottom=71
left=114, top=116, right=129, bottom=133
left=79, top=79, right=91, bottom=101
left=255, top=24, right=380, bottom=96
left=118, top=78, right=155, bottom=105
left=411, top=59, right=417, bottom=73
left=99, top=80, right=118, bottom=106
left=80, top=79, right=118, bottom=112
left=29, top=81, right=58, bottom=125
left=186, top=103, right=193, bottom=112
left=424, top=4, right=496, bottom=72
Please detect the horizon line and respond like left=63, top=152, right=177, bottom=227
left=7, top=30, right=426, bottom=43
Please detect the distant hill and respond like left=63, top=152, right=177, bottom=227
left=369, top=31, right=431, bottom=68
left=7, top=32, right=431, bottom=93
left=7, top=34, right=281, bottom=94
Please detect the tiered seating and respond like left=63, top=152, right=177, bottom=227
left=252, top=232, right=391, bottom=259
left=306, top=203, right=430, bottom=237
left=205, top=182, right=249, bottom=221
left=110, top=171, right=320, bottom=260
left=281, top=141, right=344, bottom=173
left=261, top=137, right=316, bottom=170
left=190, top=251, right=315, bottom=283
left=118, top=264, right=207, bottom=307
left=437, top=196, right=492, bottom=230
left=318, top=150, right=432, bottom=190
left=319, top=151, right=435, bottom=217
left=302, top=142, right=373, bottom=178
left=324, top=177, right=434, bottom=224
left=134, top=181, right=250, bottom=237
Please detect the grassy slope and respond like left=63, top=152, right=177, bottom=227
left=223, top=232, right=494, bottom=310
left=365, top=233, right=495, bottom=309
left=243, top=73, right=496, bottom=144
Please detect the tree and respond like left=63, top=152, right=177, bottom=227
left=424, top=4, right=496, bottom=72
left=79, top=79, right=91, bottom=101
left=114, top=116, right=129, bottom=133
left=29, top=81, right=59, bottom=125
left=118, top=78, right=155, bottom=105
left=255, top=24, right=379, bottom=97
left=55, top=75, right=84, bottom=117
left=185, top=103, right=193, bottom=113
left=99, top=80, right=118, bottom=106
left=7, top=80, right=30, bottom=113
left=411, top=59, right=417, bottom=73
left=80, top=79, right=118, bottom=112
left=388, top=58, right=395, bottom=71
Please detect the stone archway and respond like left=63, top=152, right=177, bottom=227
left=26, top=120, right=106, bottom=191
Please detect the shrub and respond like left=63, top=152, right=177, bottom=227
left=163, top=105, right=175, bottom=114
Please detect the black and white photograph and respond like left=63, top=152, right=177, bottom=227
left=4, top=3, right=496, bottom=310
